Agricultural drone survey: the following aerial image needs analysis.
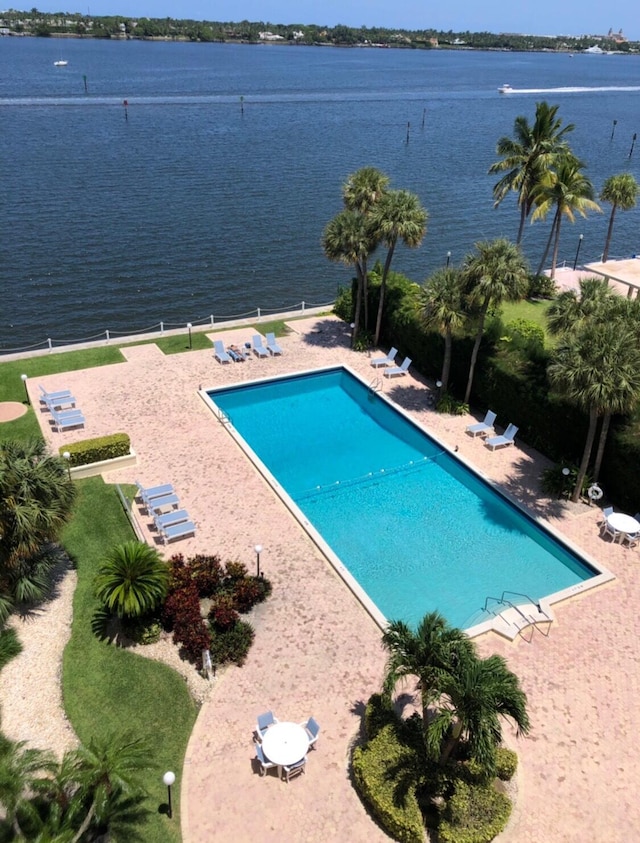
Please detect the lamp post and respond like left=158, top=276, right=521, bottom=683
left=62, top=451, right=71, bottom=481
left=573, top=234, right=584, bottom=270
left=446, top=251, right=451, bottom=268
left=163, top=771, right=175, bottom=819
left=187, top=322, right=192, bottom=349
left=254, top=544, right=262, bottom=578
left=20, top=374, right=30, bottom=405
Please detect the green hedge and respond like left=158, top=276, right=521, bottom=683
left=438, top=779, right=512, bottom=843
left=58, top=432, right=131, bottom=466
left=352, top=723, right=425, bottom=843
left=495, top=747, right=518, bottom=781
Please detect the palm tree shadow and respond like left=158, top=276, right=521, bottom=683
left=299, top=319, right=351, bottom=349
left=498, top=454, right=572, bottom=519
left=380, top=382, right=435, bottom=414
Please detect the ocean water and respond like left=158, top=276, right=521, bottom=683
left=2, top=38, right=640, bottom=350
left=210, top=368, right=594, bottom=628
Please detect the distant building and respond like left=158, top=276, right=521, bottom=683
left=259, top=31, right=285, bottom=41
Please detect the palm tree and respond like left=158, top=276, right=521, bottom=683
left=418, top=267, right=466, bottom=392
left=532, top=154, right=601, bottom=279
left=546, top=277, right=615, bottom=337
left=369, top=189, right=428, bottom=345
left=461, top=238, right=530, bottom=405
left=95, top=541, right=169, bottom=619
left=0, top=733, right=56, bottom=839
left=382, top=611, right=474, bottom=749
left=548, top=321, right=640, bottom=500
left=66, top=733, right=150, bottom=843
left=323, top=209, right=376, bottom=347
left=600, top=172, right=639, bottom=262
left=341, top=167, right=389, bottom=331
left=489, top=101, right=574, bottom=244
left=0, top=439, right=75, bottom=572
left=428, top=653, right=530, bottom=777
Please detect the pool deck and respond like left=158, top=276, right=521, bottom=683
left=32, top=316, right=640, bottom=842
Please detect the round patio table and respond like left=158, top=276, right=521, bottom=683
left=607, top=512, right=640, bottom=541
left=261, top=722, right=309, bottom=769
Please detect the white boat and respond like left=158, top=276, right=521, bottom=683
left=498, top=83, right=513, bottom=94
left=54, top=60, right=68, bottom=67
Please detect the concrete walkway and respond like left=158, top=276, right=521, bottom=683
left=32, top=316, right=640, bottom=843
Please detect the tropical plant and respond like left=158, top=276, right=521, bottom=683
left=532, top=153, right=601, bottom=279
left=94, top=541, right=169, bottom=619
left=599, top=172, right=639, bottom=262
left=461, top=238, right=530, bottom=404
left=419, top=267, right=467, bottom=392
left=369, top=189, right=428, bottom=345
left=0, top=734, right=56, bottom=839
left=322, top=209, right=377, bottom=347
left=548, top=320, right=640, bottom=500
left=546, top=277, right=615, bottom=337
left=489, top=101, right=575, bottom=244
left=382, top=611, right=474, bottom=749
left=427, top=653, right=530, bottom=777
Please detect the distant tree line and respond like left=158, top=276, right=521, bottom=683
left=1, top=9, right=638, bottom=52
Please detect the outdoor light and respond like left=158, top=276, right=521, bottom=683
left=20, top=373, right=30, bottom=405
left=436, top=380, right=443, bottom=389
left=187, top=322, right=193, bottom=349
left=562, top=467, right=570, bottom=476
left=62, top=451, right=71, bottom=481
left=254, top=544, right=262, bottom=578
left=573, top=234, right=584, bottom=270
left=163, top=771, right=176, bottom=819
left=446, top=251, right=451, bottom=268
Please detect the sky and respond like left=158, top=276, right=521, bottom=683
left=34, top=0, right=638, bottom=40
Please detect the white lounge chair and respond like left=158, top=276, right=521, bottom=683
left=252, top=335, right=270, bottom=358
left=44, top=395, right=77, bottom=412
left=370, top=347, right=398, bottom=368
left=147, top=493, right=180, bottom=514
left=154, top=509, right=190, bottom=531
left=39, top=385, right=73, bottom=405
left=466, top=410, right=497, bottom=438
left=485, top=423, right=518, bottom=450
left=161, top=520, right=196, bottom=543
left=135, top=481, right=175, bottom=505
left=383, top=357, right=412, bottom=378
left=213, top=340, right=232, bottom=364
left=265, top=332, right=283, bottom=355
left=50, top=408, right=85, bottom=431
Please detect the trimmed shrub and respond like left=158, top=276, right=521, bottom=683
left=58, top=433, right=130, bottom=467
left=232, top=576, right=272, bottom=613
left=208, top=594, right=239, bottom=630
left=125, top=615, right=162, bottom=645
left=495, top=747, right=518, bottom=781
left=209, top=619, right=255, bottom=666
left=527, top=274, right=557, bottom=299
left=189, top=553, right=224, bottom=597
left=501, top=318, right=545, bottom=357
left=352, top=724, right=425, bottom=843
left=224, top=560, right=248, bottom=581
left=364, top=692, right=398, bottom=740
left=438, top=778, right=511, bottom=843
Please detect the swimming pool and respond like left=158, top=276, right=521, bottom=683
left=206, top=367, right=609, bottom=632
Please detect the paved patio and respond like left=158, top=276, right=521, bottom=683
left=32, top=316, right=640, bottom=842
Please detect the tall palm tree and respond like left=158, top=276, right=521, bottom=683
left=489, top=101, right=574, bottom=244
left=0, top=733, right=56, bottom=839
left=341, top=167, right=389, bottom=331
left=548, top=321, right=640, bottom=500
left=419, top=267, right=466, bottom=392
left=532, top=154, right=601, bottom=279
left=95, top=541, right=169, bottom=619
left=428, top=653, right=530, bottom=777
left=322, top=209, right=376, bottom=347
left=546, top=277, right=615, bottom=337
left=600, top=172, right=639, bottom=262
left=0, top=439, right=75, bottom=572
left=382, top=611, right=474, bottom=750
left=461, top=238, right=529, bottom=404
left=369, top=189, right=428, bottom=345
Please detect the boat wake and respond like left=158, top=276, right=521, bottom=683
left=500, top=85, right=640, bottom=95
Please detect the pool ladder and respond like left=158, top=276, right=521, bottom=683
left=217, top=408, right=232, bottom=427
left=482, top=590, right=552, bottom=641
left=368, top=376, right=382, bottom=395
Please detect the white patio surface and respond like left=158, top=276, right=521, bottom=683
left=31, top=316, right=640, bottom=842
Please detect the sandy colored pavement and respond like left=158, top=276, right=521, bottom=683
left=29, top=316, right=640, bottom=843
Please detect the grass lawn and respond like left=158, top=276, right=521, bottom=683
left=499, top=298, right=553, bottom=338
left=62, top=477, right=197, bottom=843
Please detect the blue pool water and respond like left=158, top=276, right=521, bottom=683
left=210, top=368, right=596, bottom=628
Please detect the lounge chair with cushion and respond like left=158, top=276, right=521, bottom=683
left=50, top=408, right=85, bottom=431
left=485, top=423, right=518, bottom=451
left=283, top=757, right=306, bottom=782
left=266, top=332, right=283, bottom=355
left=39, top=385, right=73, bottom=405
left=383, top=357, right=412, bottom=378
left=300, top=716, right=320, bottom=750
left=370, top=347, right=398, bottom=368
left=161, top=520, right=196, bottom=544
left=135, top=481, right=175, bottom=505
left=213, top=340, right=232, bottom=364
left=44, top=394, right=77, bottom=412
left=154, top=509, right=190, bottom=532
left=146, top=493, right=180, bottom=514
left=466, top=410, right=497, bottom=438
left=256, top=710, right=278, bottom=741
left=255, top=744, right=278, bottom=778
left=252, top=335, right=270, bottom=358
